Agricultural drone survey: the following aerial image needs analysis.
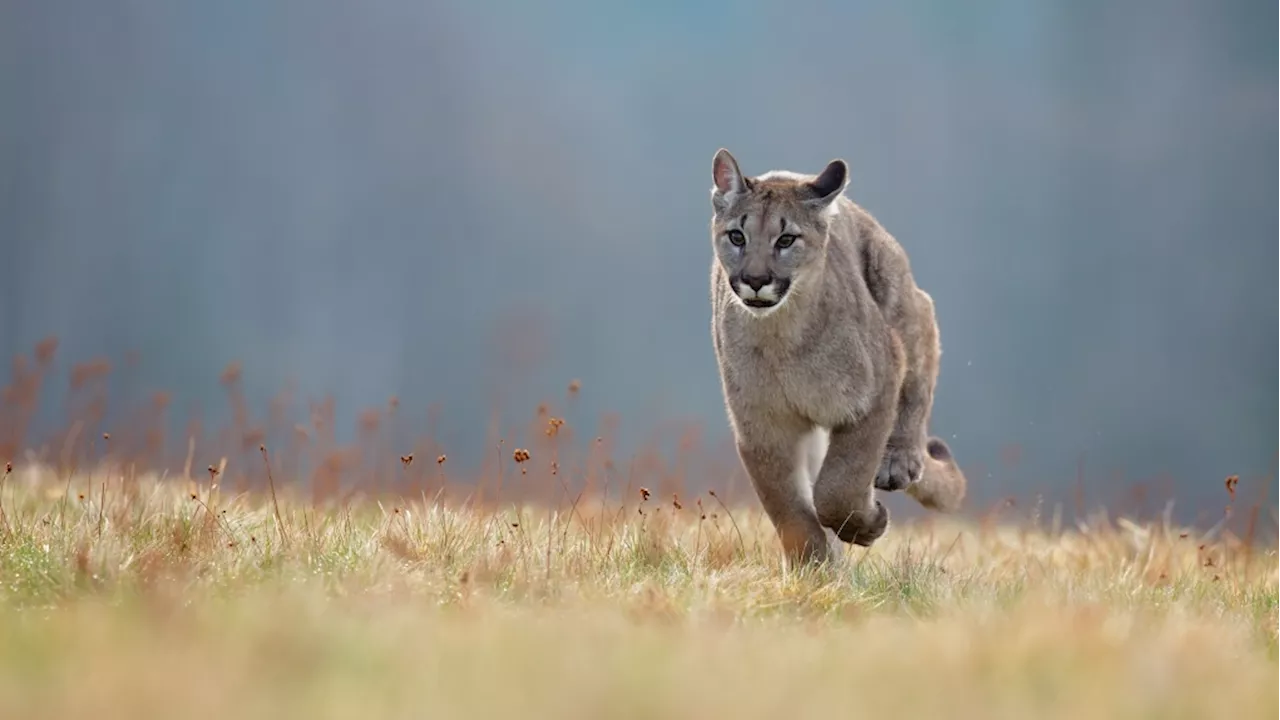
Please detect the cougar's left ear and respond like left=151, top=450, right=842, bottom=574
left=711, top=148, right=750, bottom=212
left=804, top=158, right=849, bottom=207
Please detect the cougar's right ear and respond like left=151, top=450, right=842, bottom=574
left=711, top=148, right=749, bottom=212
left=804, top=158, right=849, bottom=208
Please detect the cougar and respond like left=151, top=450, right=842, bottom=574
left=708, top=148, right=967, bottom=566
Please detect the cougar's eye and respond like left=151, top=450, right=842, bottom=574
left=775, top=234, right=798, bottom=249
left=727, top=230, right=746, bottom=247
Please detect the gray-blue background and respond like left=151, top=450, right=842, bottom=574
left=2, top=1, right=1275, bottom=521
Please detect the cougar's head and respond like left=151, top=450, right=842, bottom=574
left=708, top=148, right=849, bottom=316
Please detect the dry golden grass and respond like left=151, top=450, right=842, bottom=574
left=0, top=462, right=1274, bottom=719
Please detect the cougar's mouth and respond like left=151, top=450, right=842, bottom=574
left=733, top=277, right=790, bottom=311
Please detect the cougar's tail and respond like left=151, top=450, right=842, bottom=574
left=904, top=436, right=967, bottom=513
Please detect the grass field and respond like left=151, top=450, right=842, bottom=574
left=0, top=459, right=1274, bottom=720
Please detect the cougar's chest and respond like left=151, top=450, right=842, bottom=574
left=764, top=337, right=835, bottom=411
left=751, top=319, right=881, bottom=426
left=730, top=327, right=829, bottom=417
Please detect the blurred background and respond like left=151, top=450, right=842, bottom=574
left=1, top=1, right=1275, bottom=524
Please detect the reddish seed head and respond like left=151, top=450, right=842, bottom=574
left=219, top=361, right=242, bottom=385
left=208, top=465, right=219, bottom=478
left=1224, top=475, right=1239, bottom=500
left=102, top=432, right=110, bottom=441
left=436, top=455, right=447, bottom=465
left=545, top=417, right=566, bottom=437
left=568, top=379, right=581, bottom=394
left=401, top=454, right=414, bottom=466
left=513, top=448, right=530, bottom=463
left=34, top=336, right=59, bottom=364
left=3, top=461, right=10, bottom=475
left=639, top=487, right=651, bottom=501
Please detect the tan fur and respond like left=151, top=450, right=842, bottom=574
left=708, top=148, right=967, bottom=566
left=906, top=437, right=967, bottom=513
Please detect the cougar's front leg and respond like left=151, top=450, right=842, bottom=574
left=735, top=420, right=835, bottom=567
left=876, top=298, right=939, bottom=493
left=813, top=401, right=897, bottom=548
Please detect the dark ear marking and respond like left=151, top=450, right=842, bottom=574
left=926, top=437, right=952, bottom=461
left=805, top=158, right=849, bottom=205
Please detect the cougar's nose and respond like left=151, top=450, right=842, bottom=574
left=741, top=273, right=771, bottom=292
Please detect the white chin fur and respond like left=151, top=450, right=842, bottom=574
left=735, top=283, right=788, bottom=316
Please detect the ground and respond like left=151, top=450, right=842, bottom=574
left=0, top=463, right=1274, bottom=719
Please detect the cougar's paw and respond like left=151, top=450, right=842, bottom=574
left=875, top=443, right=924, bottom=492
left=848, top=501, right=889, bottom=547
left=830, top=501, right=890, bottom=547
